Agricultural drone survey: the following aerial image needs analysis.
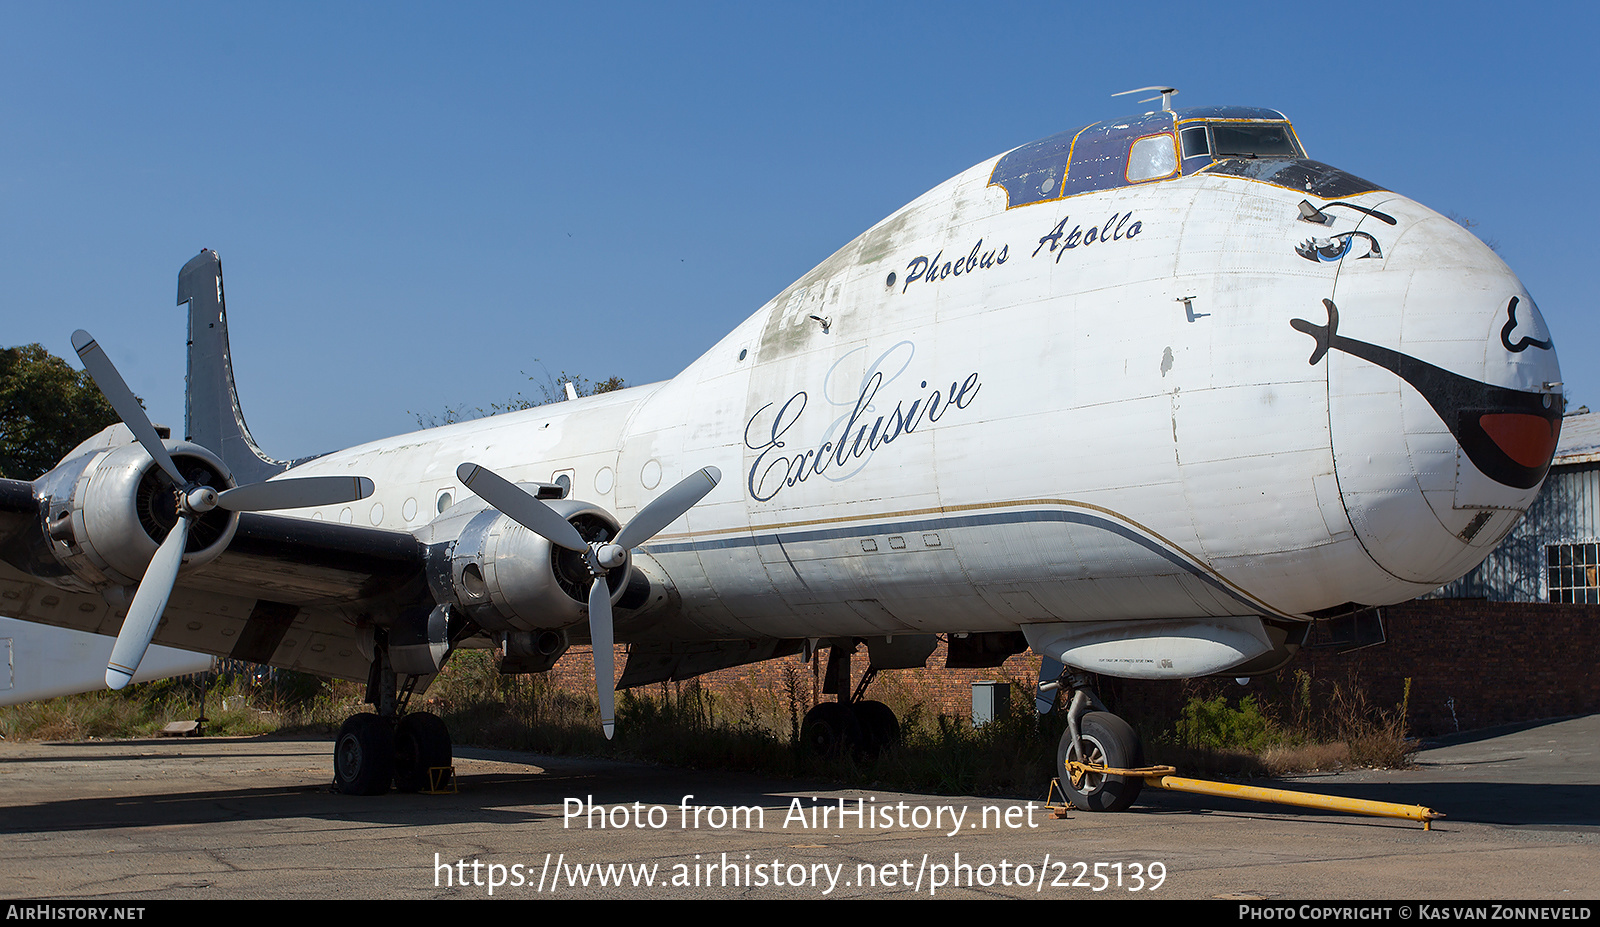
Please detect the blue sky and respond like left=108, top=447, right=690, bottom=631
left=3, top=2, right=1594, bottom=459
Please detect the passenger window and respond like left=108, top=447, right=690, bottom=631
left=1181, top=126, right=1210, bottom=159
left=1126, top=134, right=1178, bottom=182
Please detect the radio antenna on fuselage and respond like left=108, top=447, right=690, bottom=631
left=1113, top=86, right=1178, bottom=112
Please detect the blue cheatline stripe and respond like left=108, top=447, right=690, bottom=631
left=642, top=507, right=1273, bottom=617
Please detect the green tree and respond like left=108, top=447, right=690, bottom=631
left=0, top=344, right=119, bottom=480
left=412, top=367, right=627, bottom=429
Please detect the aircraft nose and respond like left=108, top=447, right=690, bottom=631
left=1305, top=203, right=1562, bottom=587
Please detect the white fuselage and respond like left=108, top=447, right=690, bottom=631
left=270, top=148, right=1560, bottom=648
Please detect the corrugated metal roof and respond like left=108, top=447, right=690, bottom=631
left=1433, top=442, right=1600, bottom=602
left=1556, top=411, right=1600, bottom=465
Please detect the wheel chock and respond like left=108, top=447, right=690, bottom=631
left=423, top=765, right=457, bottom=794
left=1044, top=778, right=1070, bottom=817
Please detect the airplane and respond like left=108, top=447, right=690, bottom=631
left=0, top=93, right=1562, bottom=810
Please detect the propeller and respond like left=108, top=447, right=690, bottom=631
left=457, top=461, right=721, bottom=738
left=72, top=329, right=376, bottom=689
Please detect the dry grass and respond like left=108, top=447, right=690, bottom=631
left=418, top=653, right=1065, bottom=796
left=1143, top=671, right=1417, bottom=778
left=0, top=670, right=361, bottom=742
left=1259, top=741, right=1351, bottom=776
left=0, top=652, right=1417, bottom=798
left=1326, top=678, right=1416, bottom=769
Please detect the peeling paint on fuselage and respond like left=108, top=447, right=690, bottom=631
left=269, top=112, right=1558, bottom=653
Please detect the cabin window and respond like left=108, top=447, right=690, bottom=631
left=1126, top=133, right=1177, bottom=183
left=1180, top=126, right=1210, bottom=159
left=1208, top=122, right=1303, bottom=158
left=1547, top=542, right=1600, bottom=604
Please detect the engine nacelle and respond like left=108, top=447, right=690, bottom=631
left=421, top=496, right=628, bottom=633
left=35, top=438, right=238, bottom=592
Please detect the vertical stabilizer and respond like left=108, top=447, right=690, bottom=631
left=177, top=250, right=288, bottom=484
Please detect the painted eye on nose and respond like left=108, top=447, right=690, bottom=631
left=1295, top=231, right=1382, bottom=263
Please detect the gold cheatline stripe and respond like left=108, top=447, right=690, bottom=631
left=649, top=497, right=1295, bottom=619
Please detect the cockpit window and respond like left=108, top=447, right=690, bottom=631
left=1180, top=126, right=1210, bottom=159
left=1208, top=123, right=1303, bottom=158
left=1126, top=134, right=1177, bottom=182
left=988, top=108, right=1307, bottom=207
left=1201, top=158, right=1384, bottom=198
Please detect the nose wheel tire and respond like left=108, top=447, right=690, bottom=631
left=333, top=713, right=394, bottom=795
left=1057, top=711, right=1144, bottom=812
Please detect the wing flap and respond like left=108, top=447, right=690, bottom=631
left=0, top=559, right=378, bottom=683
left=187, top=511, right=425, bottom=605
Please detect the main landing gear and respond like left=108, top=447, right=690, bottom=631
left=800, top=642, right=900, bottom=759
left=334, top=712, right=453, bottom=795
left=333, top=639, right=454, bottom=795
left=1049, top=672, right=1144, bottom=812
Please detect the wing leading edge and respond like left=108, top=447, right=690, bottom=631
left=0, top=478, right=428, bottom=681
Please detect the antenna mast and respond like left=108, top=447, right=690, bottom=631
left=1113, top=86, right=1178, bottom=112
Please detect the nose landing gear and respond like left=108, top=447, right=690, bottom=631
left=1048, top=672, right=1146, bottom=812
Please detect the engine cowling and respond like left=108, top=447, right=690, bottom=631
left=36, top=439, right=239, bottom=592
left=420, top=495, right=629, bottom=633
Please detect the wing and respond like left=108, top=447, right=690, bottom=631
left=0, top=478, right=428, bottom=681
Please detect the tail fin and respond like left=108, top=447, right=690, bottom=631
left=177, top=250, right=288, bottom=484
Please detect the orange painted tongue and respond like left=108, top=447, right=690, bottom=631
left=1479, top=413, right=1561, bottom=469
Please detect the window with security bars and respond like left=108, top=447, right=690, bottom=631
left=1547, top=543, right=1600, bottom=603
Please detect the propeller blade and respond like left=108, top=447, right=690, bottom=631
left=72, top=330, right=185, bottom=487
left=217, top=475, right=375, bottom=512
left=589, top=576, right=616, bottom=740
left=614, top=466, right=721, bottom=551
left=106, top=517, right=190, bottom=689
left=456, top=462, right=588, bottom=551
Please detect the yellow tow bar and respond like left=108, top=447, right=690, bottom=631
left=1056, top=761, right=1444, bottom=830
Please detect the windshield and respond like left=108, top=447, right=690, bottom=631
left=1208, top=123, right=1302, bottom=158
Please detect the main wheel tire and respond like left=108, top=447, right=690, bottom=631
left=1057, top=711, right=1144, bottom=812
left=393, top=712, right=452, bottom=793
left=801, top=702, right=860, bottom=756
left=334, top=713, right=394, bottom=795
left=854, top=700, right=900, bottom=757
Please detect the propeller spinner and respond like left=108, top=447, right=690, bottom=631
left=457, top=461, right=720, bottom=738
left=72, top=330, right=376, bottom=689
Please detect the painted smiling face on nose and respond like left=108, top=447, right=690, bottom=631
left=1292, top=297, right=1562, bottom=490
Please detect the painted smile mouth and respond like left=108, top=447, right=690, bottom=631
left=1292, top=299, right=1562, bottom=489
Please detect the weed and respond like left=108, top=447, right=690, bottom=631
left=1174, top=694, right=1281, bottom=752
left=0, top=646, right=1416, bottom=793
left=1147, top=670, right=1416, bottom=776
